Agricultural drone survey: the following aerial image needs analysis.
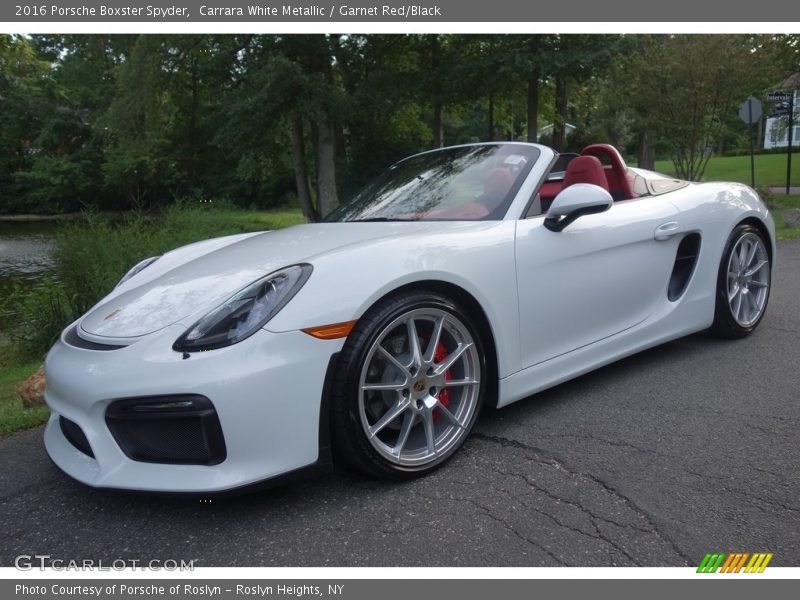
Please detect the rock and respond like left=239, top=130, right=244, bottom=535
left=18, top=366, right=46, bottom=408
left=783, top=208, right=800, bottom=229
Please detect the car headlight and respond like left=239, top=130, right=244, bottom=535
left=115, top=256, right=161, bottom=288
left=173, top=264, right=312, bottom=352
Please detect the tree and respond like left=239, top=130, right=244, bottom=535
left=2, top=34, right=797, bottom=216
left=23, top=36, right=121, bottom=211
left=624, top=35, right=772, bottom=180
left=541, top=35, right=621, bottom=152
left=757, top=34, right=800, bottom=80
left=525, top=36, right=543, bottom=142
left=0, top=35, right=53, bottom=212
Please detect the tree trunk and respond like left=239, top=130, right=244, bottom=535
left=315, top=114, right=338, bottom=218
left=488, top=95, right=495, bottom=141
left=330, top=34, right=353, bottom=178
left=637, top=130, right=654, bottom=170
left=335, top=122, right=348, bottom=189
left=330, top=35, right=355, bottom=96
left=432, top=101, right=444, bottom=148
left=290, top=116, right=317, bottom=222
left=756, top=115, right=763, bottom=150
left=553, top=76, right=569, bottom=152
left=526, top=66, right=540, bottom=143
left=299, top=35, right=339, bottom=219
left=188, top=56, right=199, bottom=188
left=431, top=36, right=444, bottom=148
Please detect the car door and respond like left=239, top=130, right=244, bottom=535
left=515, top=196, right=681, bottom=368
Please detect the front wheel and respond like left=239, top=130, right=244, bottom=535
left=331, top=291, right=485, bottom=479
left=710, top=224, right=771, bottom=338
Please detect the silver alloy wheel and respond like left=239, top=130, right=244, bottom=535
left=358, top=308, right=481, bottom=468
left=726, top=232, right=770, bottom=327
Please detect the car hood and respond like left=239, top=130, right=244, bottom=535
left=79, top=222, right=475, bottom=339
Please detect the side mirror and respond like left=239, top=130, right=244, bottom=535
left=544, top=183, right=613, bottom=232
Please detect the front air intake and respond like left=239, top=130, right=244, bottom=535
left=59, top=416, right=95, bottom=458
left=105, top=395, right=226, bottom=465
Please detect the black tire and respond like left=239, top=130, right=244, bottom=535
left=710, top=223, right=771, bottom=338
left=330, top=290, right=486, bottom=479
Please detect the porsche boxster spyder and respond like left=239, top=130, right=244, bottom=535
left=43, top=143, right=775, bottom=492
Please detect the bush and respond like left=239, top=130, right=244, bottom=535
left=5, top=201, right=305, bottom=358
left=3, top=278, right=75, bottom=358
left=722, top=147, right=799, bottom=158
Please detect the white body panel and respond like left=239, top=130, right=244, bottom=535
left=45, top=325, right=342, bottom=492
left=516, top=194, right=679, bottom=366
left=43, top=144, right=776, bottom=492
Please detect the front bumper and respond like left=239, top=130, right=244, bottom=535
left=44, top=322, right=343, bottom=493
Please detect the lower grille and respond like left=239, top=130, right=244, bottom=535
left=105, top=395, right=226, bottom=465
left=59, top=416, right=95, bottom=458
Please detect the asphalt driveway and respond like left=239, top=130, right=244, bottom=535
left=1, top=240, right=798, bottom=568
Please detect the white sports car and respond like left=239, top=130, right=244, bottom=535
left=44, top=142, right=775, bottom=493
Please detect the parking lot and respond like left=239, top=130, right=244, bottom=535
left=1, top=240, right=798, bottom=568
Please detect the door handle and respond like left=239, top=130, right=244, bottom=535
left=654, top=221, right=681, bottom=241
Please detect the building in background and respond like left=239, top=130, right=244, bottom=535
left=764, top=75, right=799, bottom=150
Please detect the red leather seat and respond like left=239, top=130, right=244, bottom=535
left=562, top=155, right=610, bottom=191
left=580, top=144, right=635, bottom=199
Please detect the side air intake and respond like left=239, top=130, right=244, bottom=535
left=668, top=233, right=701, bottom=301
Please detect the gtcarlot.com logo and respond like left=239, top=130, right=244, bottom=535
left=14, top=554, right=195, bottom=571
left=697, top=552, right=773, bottom=573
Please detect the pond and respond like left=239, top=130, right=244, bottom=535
left=0, top=221, right=57, bottom=326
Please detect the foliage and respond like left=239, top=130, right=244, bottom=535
left=620, top=35, right=784, bottom=181
left=3, top=278, right=74, bottom=359
left=0, top=34, right=54, bottom=212
left=0, top=34, right=797, bottom=216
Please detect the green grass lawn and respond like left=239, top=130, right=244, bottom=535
left=770, top=193, right=800, bottom=241
left=0, top=336, right=48, bottom=437
left=182, top=206, right=306, bottom=233
left=654, top=153, right=798, bottom=187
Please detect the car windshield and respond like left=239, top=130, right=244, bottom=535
left=326, top=144, right=540, bottom=222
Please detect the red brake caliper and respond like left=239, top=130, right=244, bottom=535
left=432, top=342, right=451, bottom=422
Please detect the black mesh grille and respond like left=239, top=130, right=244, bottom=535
left=59, top=416, right=95, bottom=458
left=105, top=395, right=226, bottom=465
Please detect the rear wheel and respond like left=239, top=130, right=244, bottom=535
left=710, top=224, right=771, bottom=338
left=331, top=291, right=485, bottom=479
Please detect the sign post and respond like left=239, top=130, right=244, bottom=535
left=767, top=91, right=794, bottom=194
left=739, top=97, right=762, bottom=188
left=788, top=93, right=795, bottom=195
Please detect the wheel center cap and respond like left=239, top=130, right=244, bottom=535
left=413, top=379, right=427, bottom=394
